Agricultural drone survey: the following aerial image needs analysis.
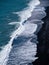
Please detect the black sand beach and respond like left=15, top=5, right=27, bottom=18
left=33, top=6, right=49, bottom=65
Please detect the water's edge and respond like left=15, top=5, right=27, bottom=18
left=33, top=6, right=49, bottom=65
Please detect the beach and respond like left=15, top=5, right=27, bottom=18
left=33, top=7, right=49, bottom=65
left=33, top=1, right=49, bottom=65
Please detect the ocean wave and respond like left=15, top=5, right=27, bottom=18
left=13, top=0, right=40, bottom=23
left=7, top=38, right=38, bottom=65
left=0, top=0, right=40, bottom=65
left=8, top=22, right=20, bottom=25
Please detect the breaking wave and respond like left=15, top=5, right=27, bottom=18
left=1, top=0, right=47, bottom=65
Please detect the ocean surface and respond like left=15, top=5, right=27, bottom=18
left=0, top=0, right=49, bottom=65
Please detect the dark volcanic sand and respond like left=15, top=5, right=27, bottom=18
left=33, top=7, right=49, bottom=65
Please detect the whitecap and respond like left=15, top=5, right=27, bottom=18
left=0, top=0, right=40, bottom=65
left=8, top=22, right=20, bottom=25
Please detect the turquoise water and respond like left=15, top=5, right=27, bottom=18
left=0, top=0, right=30, bottom=16
left=0, top=0, right=30, bottom=47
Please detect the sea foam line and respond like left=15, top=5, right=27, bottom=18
left=0, top=0, right=40, bottom=65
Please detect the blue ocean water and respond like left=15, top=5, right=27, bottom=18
left=0, top=0, right=30, bottom=47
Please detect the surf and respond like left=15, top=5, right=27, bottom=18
left=0, top=0, right=40, bottom=65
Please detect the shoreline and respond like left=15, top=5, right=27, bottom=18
left=33, top=6, right=49, bottom=65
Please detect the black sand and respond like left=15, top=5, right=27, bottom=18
left=33, top=7, right=49, bottom=65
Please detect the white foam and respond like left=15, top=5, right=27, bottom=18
left=18, top=41, right=38, bottom=63
left=13, top=0, right=40, bottom=23
left=15, top=23, right=37, bottom=39
left=8, top=22, right=19, bottom=25
left=0, top=0, right=40, bottom=65
left=23, top=23, right=37, bottom=35
left=0, top=43, right=12, bottom=65
left=0, top=23, right=25, bottom=65
left=26, top=20, right=44, bottom=24
left=7, top=39, right=38, bottom=65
